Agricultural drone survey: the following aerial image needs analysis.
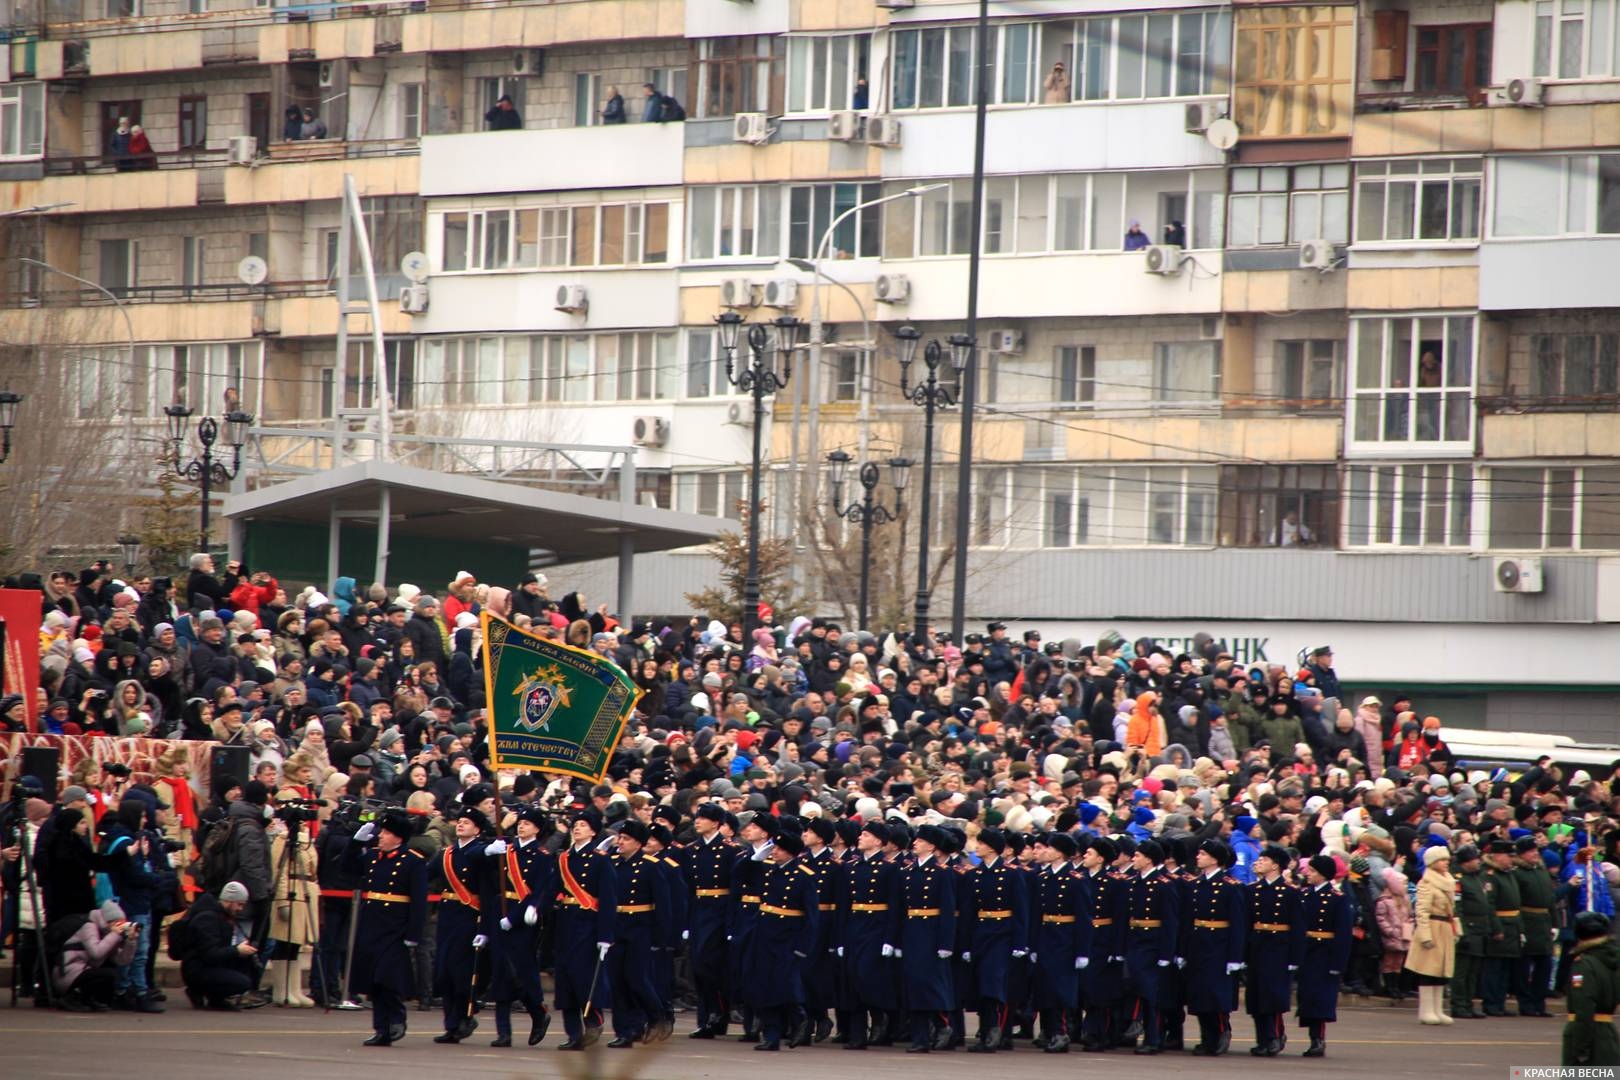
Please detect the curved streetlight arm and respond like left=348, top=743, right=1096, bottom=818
left=19, top=258, right=136, bottom=360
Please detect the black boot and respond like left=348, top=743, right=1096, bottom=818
left=1303, top=1035, right=1326, bottom=1058
left=529, top=1007, right=551, bottom=1045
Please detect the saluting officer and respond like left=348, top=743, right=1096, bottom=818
left=1030, top=832, right=1091, bottom=1053
left=1296, top=854, right=1353, bottom=1057
left=744, top=830, right=821, bottom=1050
left=1482, top=838, right=1524, bottom=1017
left=836, top=820, right=902, bottom=1050
left=432, top=805, right=496, bottom=1044
left=1078, top=836, right=1125, bottom=1052
left=681, top=802, right=736, bottom=1038
left=1245, top=843, right=1303, bottom=1056
left=899, top=824, right=957, bottom=1053
left=606, top=819, right=673, bottom=1047
left=1183, top=839, right=1247, bottom=1056
left=1121, top=838, right=1180, bottom=1055
left=484, top=804, right=552, bottom=1047
left=962, top=827, right=1028, bottom=1054
left=341, top=810, right=427, bottom=1047
left=553, top=812, right=618, bottom=1051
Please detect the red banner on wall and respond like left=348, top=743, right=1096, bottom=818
left=0, top=588, right=41, bottom=731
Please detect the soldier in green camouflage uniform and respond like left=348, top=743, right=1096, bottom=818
left=1562, top=912, right=1619, bottom=1066
left=1513, top=836, right=1557, bottom=1018
left=1450, top=845, right=1497, bottom=1020
left=1481, top=839, right=1523, bottom=1017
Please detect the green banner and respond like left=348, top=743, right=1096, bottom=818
left=480, top=613, right=641, bottom=782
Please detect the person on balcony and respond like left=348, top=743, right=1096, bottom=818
left=1124, top=220, right=1150, bottom=251
left=300, top=108, right=328, bottom=141
left=283, top=105, right=304, bottom=142
left=602, top=86, right=626, bottom=125
left=128, top=124, right=156, bottom=170
left=485, top=94, right=522, bottom=131
left=108, top=117, right=133, bottom=170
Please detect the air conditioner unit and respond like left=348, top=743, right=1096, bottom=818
left=227, top=134, right=258, bottom=164
left=554, top=284, right=588, bottom=313
left=763, top=278, right=798, bottom=308
left=1493, top=556, right=1544, bottom=593
left=874, top=272, right=910, bottom=304
left=719, top=277, right=754, bottom=309
left=1491, top=77, right=1545, bottom=107
left=865, top=114, right=902, bottom=147
left=1184, top=101, right=1219, bottom=134
left=1143, top=244, right=1183, bottom=275
left=631, top=415, right=668, bottom=447
left=1299, top=238, right=1337, bottom=270
left=318, top=61, right=336, bottom=88
left=398, top=284, right=428, bottom=314
left=724, top=400, right=753, bottom=426
left=827, top=110, right=859, bottom=141
left=512, top=49, right=543, bottom=75
left=988, top=329, right=1023, bottom=355
left=733, top=112, right=769, bottom=144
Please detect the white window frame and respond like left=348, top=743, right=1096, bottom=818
left=687, top=185, right=781, bottom=262
left=1347, top=314, right=1478, bottom=456
left=1355, top=158, right=1483, bottom=246
left=0, top=83, right=46, bottom=161
left=785, top=33, right=872, bottom=114
left=1153, top=340, right=1222, bottom=403
left=1491, top=152, right=1620, bottom=238
left=400, top=83, right=423, bottom=139
left=1533, top=0, right=1620, bottom=79
left=1041, top=465, right=1218, bottom=548
left=1228, top=164, right=1350, bottom=248
left=1276, top=338, right=1344, bottom=410
left=1344, top=462, right=1474, bottom=548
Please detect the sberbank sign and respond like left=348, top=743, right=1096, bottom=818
left=1107, top=632, right=1274, bottom=665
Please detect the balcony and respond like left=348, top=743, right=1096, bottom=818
left=421, top=123, right=684, bottom=196
left=0, top=288, right=412, bottom=344
left=1479, top=237, right=1620, bottom=311
left=410, top=268, right=680, bottom=335
left=1481, top=411, right=1620, bottom=459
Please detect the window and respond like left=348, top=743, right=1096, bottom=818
left=690, top=36, right=784, bottom=119
left=831, top=351, right=860, bottom=402
left=99, top=239, right=138, bottom=296
left=1533, top=0, right=1620, bottom=78
left=1489, top=466, right=1580, bottom=549
left=481, top=78, right=526, bottom=124
left=181, top=236, right=205, bottom=292
left=1493, top=153, right=1620, bottom=238
left=686, top=329, right=726, bottom=398
left=787, top=34, right=871, bottom=113
left=1233, top=5, right=1355, bottom=139
left=1530, top=332, right=1620, bottom=396
left=1351, top=315, right=1476, bottom=448
left=1356, top=158, right=1482, bottom=243
left=439, top=202, right=669, bottom=271
left=1228, top=164, right=1350, bottom=246
left=1113, top=10, right=1232, bottom=99
left=1345, top=463, right=1473, bottom=547
left=1218, top=465, right=1339, bottom=547
left=178, top=96, right=207, bottom=151
left=1058, top=345, right=1096, bottom=403
left=0, top=83, right=45, bottom=159
left=1415, top=24, right=1492, bottom=95
left=676, top=471, right=745, bottom=518
left=400, top=83, right=423, bottom=139
left=688, top=186, right=780, bottom=260
left=344, top=339, right=417, bottom=411
left=1042, top=466, right=1217, bottom=547
left=422, top=332, right=677, bottom=405
left=788, top=182, right=882, bottom=259
left=646, top=67, right=689, bottom=115
left=892, top=26, right=981, bottom=109
left=1276, top=339, right=1343, bottom=409
left=146, top=342, right=259, bottom=419
left=575, top=73, right=605, bottom=127
left=1154, top=340, right=1221, bottom=402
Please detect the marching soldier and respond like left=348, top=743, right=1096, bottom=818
left=836, top=820, right=902, bottom=1051
left=942, top=828, right=974, bottom=1051
left=1450, top=844, right=1494, bottom=1020
left=801, top=818, right=841, bottom=1044
left=961, top=828, right=1027, bottom=1054
left=645, top=823, right=686, bottom=1038
left=1078, top=836, right=1124, bottom=1052
left=900, top=823, right=957, bottom=1053
left=484, top=804, right=552, bottom=1047
left=1157, top=838, right=1194, bottom=1051
left=1482, top=838, right=1523, bottom=1017
left=341, top=810, right=427, bottom=1047
left=743, top=830, right=821, bottom=1050
left=1562, top=910, right=1620, bottom=1066
left=553, top=812, right=618, bottom=1051
left=1183, top=839, right=1246, bottom=1056
left=606, top=819, right=673, bottom=1047
left=730, top=810, right=778, bottom=1043
left=681, top=802, right=736, bottom=1039
left=1030, top=832, right=1090, bottom=1053
left=1121, top=838, right=1180, bottom=1055
left=1514, top=835, right=1557, bottom=1018
left=1245, top=843, right=1302, bottom=1056
left=1296, top=854, right=1353, bottom=1057
left=432, top=806, right=495, bottom=1044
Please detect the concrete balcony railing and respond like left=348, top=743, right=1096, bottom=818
left=421, top=122, right=684, bottom=197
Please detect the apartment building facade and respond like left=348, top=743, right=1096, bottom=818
left=2, top=0, right=1619, bottom=730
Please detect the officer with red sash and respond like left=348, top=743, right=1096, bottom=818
left=483, top=804, right=552, bottom=1048
left=432, top=805, right=496, bottom=1044
left=553, top=811, right=618, bottom=1050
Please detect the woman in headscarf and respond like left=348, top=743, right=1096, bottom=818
left=745, top=628, right=778, bottom=673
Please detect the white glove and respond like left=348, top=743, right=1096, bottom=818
left=1157, top=959, right=1170, bottom=967
left=794, top=950, right=807, bottom=958
left=1175, top=957, right=1186, bottom=969
left=681, top=929, right=689, bottom=940
left=936, top=949, right=951, bottom=959
left=404, top=940, right=418, bottom=948
left=1011, top=949, right=1027, bottom=959
left=961, top=951, right=972, bottom=963
left=881, top=944, right=894, bottom=958
left=597, top=942, right=612, bottom=960
left=472, top=934, right=488, bottom=948
left=524, top=907, right=538, bottom=926
left=353, top=822, right=376, bottom=842
left=484, top=839, right=508, bottom=856
left=837, top=946, right=845, bottom=957
left=893, top=948, right=903, bottom=959
left=1110, top=956, right=1124, bottom=963
left=1076, top=957, right=1089, bottom=970
left=751, top=842, right=775, bottom=862
left=1329, top=969, right=1341, bottom=976
left=499, top=917, right=512, bottom=931
left=1226, top=962, right=1244, bottom=974
left=1287, top=964, right=1298, bottom=972
left=1028, top=952, right=1038, bottom=963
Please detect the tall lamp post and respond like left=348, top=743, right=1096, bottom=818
left=715, top=311, right=804, bottom=639
left=164, top=404, right=253, bottom=553
left=894, top=326, right=973, bottom=646
left=826, top=451, right=911, bottom=631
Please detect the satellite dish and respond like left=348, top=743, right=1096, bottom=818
left=237, top=255, right=268, bottom=286
left=1205, top=117, right=1240, bottom=152
left=400, top=251, right=429, bottom=284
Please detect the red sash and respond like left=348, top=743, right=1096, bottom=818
left=505, top=848, right=531, bottom=902
left=442, top=848, right=479, bottom=910
left=557, top=850, right=598, bottom=912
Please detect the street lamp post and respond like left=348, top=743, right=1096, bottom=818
left=894, top=326, right=974, bottom=646
left=827, top=451, right=911, bottom=631
left=715, top=311, right=804, bottom=639
left=164, top=404, right=253, bottom=552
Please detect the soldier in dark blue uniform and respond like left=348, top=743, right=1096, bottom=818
left=341, top=810, right=427, bottom=1047
left=1078, top=836, right=1124, bottom=1052
left=680, top=802, right=735, bottom=1038
left=899, top=823, right=957, bottom=1053
left=836, top=820, right=902, bottom=1050
left=801, top=818, right=840, bottom=1044
left=962, top=828, right=1028, bottom=1053
left=940, top=827, right=974, bottom=1050
left=1156, top=839, right=1195, bottom=1051
left=553, top=812, right=618, bottom=1051
left=1121, top=838, right=1180, bottom=1054
left=1296, top=854, right=1353, bottom=1057
left=484, top=804, right=552, bottom=1047
left=1030, top=832, right=1091, bottom=1053
left=1183, top=839, right=1247, bottom=1056
left=431, top=805, right=496, bottom=1044
left=730, top=810, right=778, bottom=1043
left=743, top=831, right=821, bottom=1050
left=605, top=819, right=673, bottom=1047
left=1245, top=844, right=1303, bottom=1056
left=644, top=823, right=685, bottom=1039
